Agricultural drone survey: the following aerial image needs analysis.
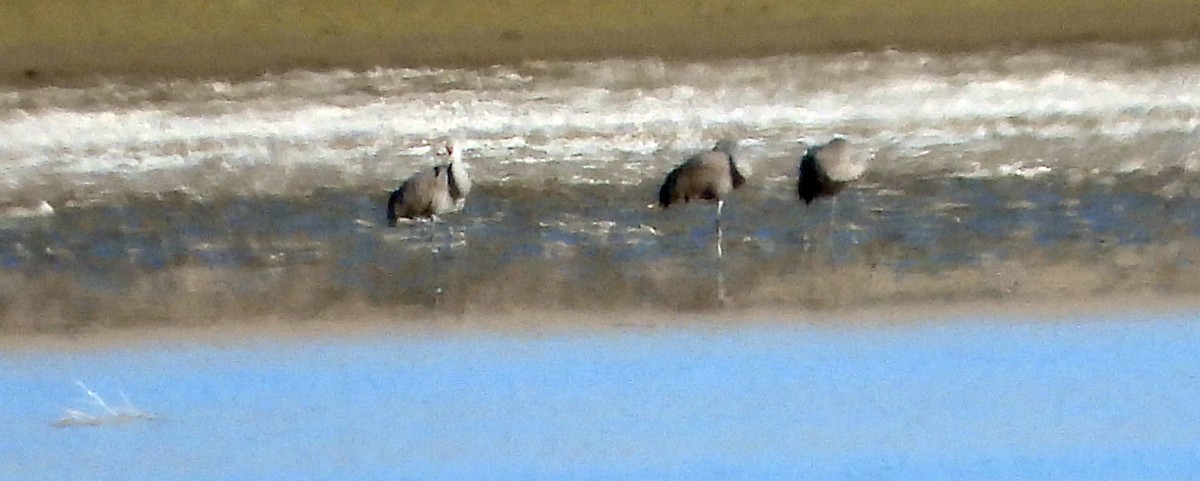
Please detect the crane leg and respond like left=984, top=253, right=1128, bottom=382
left=429, top=216, right=445, bottom=306
left=715, top=200, right=724, bottom=259
left=829, top=197, right=837, bottom=261
left=715, top=200, right=727, bottom=306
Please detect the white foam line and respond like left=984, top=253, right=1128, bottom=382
left=1, top=53, right=1198, bottom=182
left=5, top=70, right=1197, bottom=148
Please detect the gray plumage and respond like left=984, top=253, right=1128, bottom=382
left=386, top=144, right=471, bottom=226
left=657, top=140, right=748, bottom=305
left=658, top=139, right=746, bottom=209
left=797, top=137, right=866, bottom=204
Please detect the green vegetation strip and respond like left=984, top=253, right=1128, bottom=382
left=2, top=0, right=1198, bottom=79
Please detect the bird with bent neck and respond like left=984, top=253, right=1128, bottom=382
left=386, top=143, right=472, bottom=226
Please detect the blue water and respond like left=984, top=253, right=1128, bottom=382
left=3, top=311, right=1200, bottom=480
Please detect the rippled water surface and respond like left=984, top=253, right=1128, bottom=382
left=2, top=42, right=1200, bottom=328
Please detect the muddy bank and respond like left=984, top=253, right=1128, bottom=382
left=3, top=237, right=1200, bottom=335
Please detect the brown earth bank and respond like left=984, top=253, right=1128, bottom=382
left=3, top=291, right=1199, bottom=353
left=2, top=0, right=1199, bottom=83
left=3, top=238, right=1200, bottom=341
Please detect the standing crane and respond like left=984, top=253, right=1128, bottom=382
left=386, top=143, right=471, bottom=227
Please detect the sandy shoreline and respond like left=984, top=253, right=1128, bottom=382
left=2, top=0, right=1199, bottom=83
left=4, top=292, right=1199, bottom=353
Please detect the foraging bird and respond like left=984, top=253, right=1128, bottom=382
left=797, top=137, right=871, bottom=254
left=658, top=139, right=748, bottom=305
left=797, top=137, right=866, bottom=204
left=658, top=139, right=747, bottom=222
left=386, top=143, right=471, bottom=226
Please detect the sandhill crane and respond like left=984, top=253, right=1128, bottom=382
left=658, top=139, right=747, bottom=233
left=385, top=142, right=472, bottom=307
left=797, top=137, right=870, bottom=251
left=658, top=139, right=748, bottom=304
left=797, top=137, right=866, bottom=204
left=386, top=143, right=471, bottom=227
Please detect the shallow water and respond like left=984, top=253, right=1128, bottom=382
left=2, top=42, right=1200, bottom=328
left=3, top=310, right=1199, bottom=480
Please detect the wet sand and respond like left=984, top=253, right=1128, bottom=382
left=4, top=289, right=1200, bottom=353
left=4, top=218, right=1200, bottom=335
left=3, top=0, right=1199, bottom=82
left=3, top=215, right=1200, bottom=338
